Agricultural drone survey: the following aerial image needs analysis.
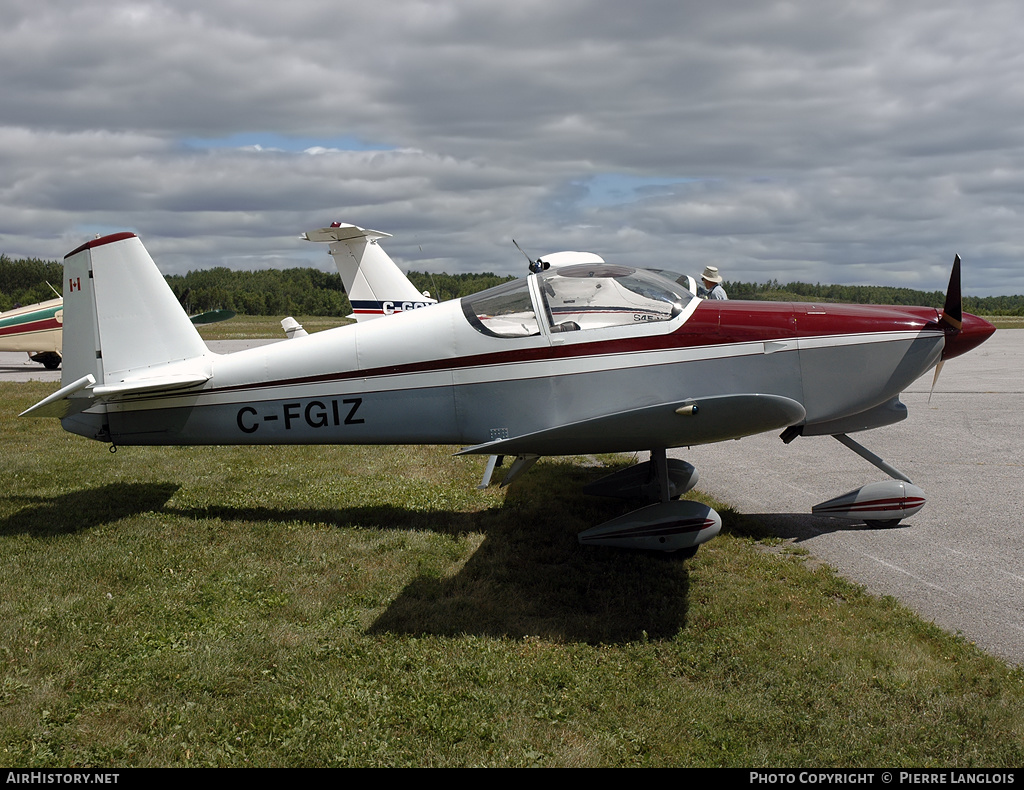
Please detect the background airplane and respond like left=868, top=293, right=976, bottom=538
left=302, top=223, right=437, bottom=321
left=0, top=297, right=63, bottom=369
left=301, top=222, right=622, bottom=324
left=0, top=295, right=234, bottom=369
left=23, top=228, right=995, bottom=557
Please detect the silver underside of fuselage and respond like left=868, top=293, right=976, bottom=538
left=62, top=331, right=944, bottom=454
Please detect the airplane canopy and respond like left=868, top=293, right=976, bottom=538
left=462, top=264, right=695, bottom=338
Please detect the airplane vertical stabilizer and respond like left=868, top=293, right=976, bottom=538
left=303, top=223, right=436, bottom=321
left=61, top=233, right=209, bottom=387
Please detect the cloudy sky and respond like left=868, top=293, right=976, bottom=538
left=2, top=0, right=1024, bottom=295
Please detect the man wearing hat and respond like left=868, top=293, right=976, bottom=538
left=701, top=266, right=728, bottom=300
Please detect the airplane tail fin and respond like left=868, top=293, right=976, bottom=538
left=302, top=223, right=437, bottom=321
left=22, top=233, right=211, bottom=419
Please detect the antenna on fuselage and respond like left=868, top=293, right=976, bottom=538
left=513, top=239, right=548, bottom=274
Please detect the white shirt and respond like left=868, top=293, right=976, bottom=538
left=705, top=283, right=728, bottom=300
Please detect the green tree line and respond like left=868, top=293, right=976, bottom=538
left=0, top=255, right=516, bottom=315
left=164, top=267, right=352, bottom=317
left=724, top=279, right=1024, bottom=315
left=0, top=254, right=64, bottom=309
left=3, top=253, right=1022, bottom=315
left=162, top=268, right=517, bottom=316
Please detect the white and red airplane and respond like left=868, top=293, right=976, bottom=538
left=0, top=297, right=64, bottom=369
left=302, top=222, right=437, bottom=321
left=0, top=294, right=232, bottom=370
left=22, top=227, right=995, bottom=557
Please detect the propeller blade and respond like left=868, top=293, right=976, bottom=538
left=938, top=254, right=963, bottom=332
left=928, top=360, right=945, bottom=404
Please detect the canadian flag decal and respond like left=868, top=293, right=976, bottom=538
left=68, top=277, right=81, bottom=293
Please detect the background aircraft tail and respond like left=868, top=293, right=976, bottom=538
left=22, top=233, right=211, bottom=419
left=302, top=223, right=437, bottom=321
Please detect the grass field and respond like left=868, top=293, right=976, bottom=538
left=195, top=315, right=350, bottom=340
left=989, top=315, right=1024, bottom=329
left=2, top=376, right=1023, bottom=768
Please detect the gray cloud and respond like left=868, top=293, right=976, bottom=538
left=1, top=0, right=1022, bottom=294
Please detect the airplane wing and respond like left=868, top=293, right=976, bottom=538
left=457, top=393, right=806, bottom=457
left=189, top=309, right=235, bottom=325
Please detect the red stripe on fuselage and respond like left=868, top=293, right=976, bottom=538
left=195, top=301, right=947, bottom=399
left=0, top=317, right=61, bottom=337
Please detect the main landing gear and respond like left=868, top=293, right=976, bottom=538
left=477, top=449, right=721, bottom=556
left=29, top=351, right=61, bottom=370
left=577, top=448, right=722, bottom=556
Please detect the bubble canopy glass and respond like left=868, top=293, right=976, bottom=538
left=462, top=263, right=695, bottom=338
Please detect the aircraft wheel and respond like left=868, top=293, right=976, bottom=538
left=864, top=519, right=901, bottom=528
left=34, top=352, right=61, bottom=370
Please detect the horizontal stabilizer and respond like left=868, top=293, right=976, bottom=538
left=458, top=393, right=806, bottom=457
left=22, top=370, right=210, bottom=419
left=281, top=317, right=308, bottom=339
left=303, top=222, right=436, bottom=322
left=302, top=224, right=392, bottom=244
left=19, top=375, right=96, bottom=419
left=92, top=372, right=211, bottom=398
left=189, top=309, right=235, bottom=325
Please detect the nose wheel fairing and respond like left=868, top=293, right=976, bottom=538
left=808, top=432, right=926, bottom=527
left=812, top=480, right=926, bottom=526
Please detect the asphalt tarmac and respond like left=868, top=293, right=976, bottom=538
left=672, top=330, right=1023, bottom=666
left=4, top=332, right=1022, bottom=664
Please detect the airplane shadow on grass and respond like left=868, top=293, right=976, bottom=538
left=0, top=466, right=752, bottom=644
left=0, top=482, right=180, bottom=538
left=1, top=473, right=888, bottom=644
left=179, top=463, right=703, bottom=644
left=364, top=489, right=698, bottom=645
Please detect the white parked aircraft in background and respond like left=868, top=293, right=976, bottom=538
left=303, top=223, right=437, bottom=321
left=0, top=297, right=63, bottom=369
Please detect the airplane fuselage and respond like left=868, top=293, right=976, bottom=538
left=0, top=298, right=63, bottom=354
left=60, top=283, right=992, bottom=455
left=28, top=231, right=996, bottom=553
